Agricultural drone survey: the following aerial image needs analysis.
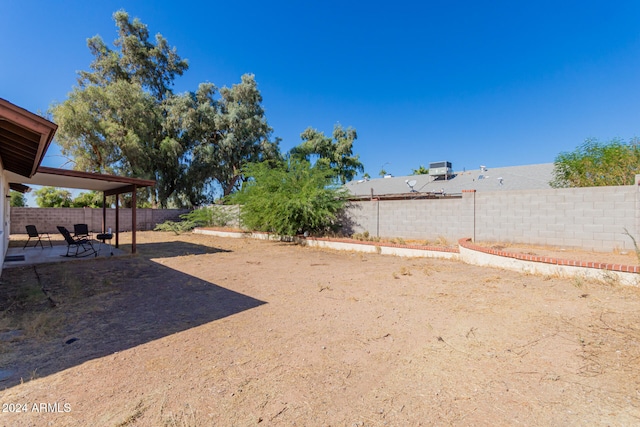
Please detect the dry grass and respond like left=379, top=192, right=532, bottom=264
left=21, top=311, right=65, bottom=339
left=1, top=231, right=640, bottom=426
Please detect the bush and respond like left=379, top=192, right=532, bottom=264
left=154, top=219, right=192, bottom=235
left=231, top=159, right=348, bottom=236
left=154, top=206, right=232, bottom=235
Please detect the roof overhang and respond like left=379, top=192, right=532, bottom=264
left=0, top=98, right=57, bottom=178
left=7, top=166, right=155, bottom=196
left=9, top=183, right=31, bottom=193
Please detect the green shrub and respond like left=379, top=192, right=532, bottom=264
left=154, top=207, right=232, bottom=235
left=231, top=159, right=348, bottom=236
left=207, top=207, right=233, bottom=227
left=153, top=220, right=193, bottom=235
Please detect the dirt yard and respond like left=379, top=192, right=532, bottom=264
left=1, top=231, right=639, bottom=426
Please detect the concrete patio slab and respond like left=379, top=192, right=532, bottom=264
left=3, top=242, right=126, bottom=268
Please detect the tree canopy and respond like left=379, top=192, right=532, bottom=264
left=71, top=191, right=104, bottom=208
left=290, top=124, right=363, bottom=184
left=48, top=10, right=366, bottom=210
left=551, top=138, right=640, bottom=188
left=51, top=10, right=187, bottom=207
left=50, top=10, right=277, bottom=207
left=79, top=10, right=189, bottom=100
left=9, top=191, right=26, bottom=207
left=34, top=187, right=73, bottom=208
left=411, top=165, right=429, bottom=175
left=168, top=76, right=280, bottom=204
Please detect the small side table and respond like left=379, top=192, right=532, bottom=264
left=96, top=233, right=113, bottom=256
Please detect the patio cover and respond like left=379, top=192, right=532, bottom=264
left=5, top=167, right=155, bottom=254
left=6, top=166, right=155, bottom=195
left=0, top=98, right=155, bottom=254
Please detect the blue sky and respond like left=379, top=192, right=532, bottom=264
left=2, top=0, right=640, bottom=182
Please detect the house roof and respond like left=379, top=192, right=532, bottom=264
left=0, top=98, right=57, bottom=178
left=345, top=163, right=555, bottom=198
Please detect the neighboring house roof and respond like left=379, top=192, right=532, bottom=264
left=345, top=163, right=555, bottom=198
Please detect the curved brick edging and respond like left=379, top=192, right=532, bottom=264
left=458, top=238, right=640, bottom=274
left=458, top=238, right=639, bottom=286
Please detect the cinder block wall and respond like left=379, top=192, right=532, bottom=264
left=473, top=186, right=637, bottom=251
left=344, top=183, right=640, bottom=252
left=17, top=183, right=638, bottom=253
left=345, top=192, right=474, bottom=243
left=10, top=207, right=189, bottom=234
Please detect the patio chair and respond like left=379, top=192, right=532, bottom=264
left=23, top=225, right=52, bottom=249
left=73, top=223, right=92, bottom=240
left=57, top=226, right=97, bottom=258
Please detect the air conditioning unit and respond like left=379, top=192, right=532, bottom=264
left=429, top=161, right=452, bottom=178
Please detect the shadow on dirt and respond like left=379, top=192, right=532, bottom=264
left=118, top=240, right=232, bottom=258
left=0, top=240, right=265, bottom=389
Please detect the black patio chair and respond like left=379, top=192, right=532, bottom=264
left=57, top=226, right=97, bottom=258
left=23, top=225, right=52, bottom=249
left=73, top=223, right=92, bottom=240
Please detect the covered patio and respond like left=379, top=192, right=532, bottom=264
left=6, top=166, right=155, bottom=254
left=0, top=98, right=155, bottom=268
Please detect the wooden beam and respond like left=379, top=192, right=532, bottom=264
left=115, top=194, right=119, bottom=249
left=102, top=193, right=107, bottom=233
left=104, top=184, right=138, bottom=197
left=132, top=185, right=137, bottom=254
left=0, top=99, right=58, bottom=177
left=36, top=167, right=155, bottom=189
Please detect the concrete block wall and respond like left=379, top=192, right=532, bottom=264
left=473, top=186, right=637, bottom=251
left=15, top=183, right=637, bottom=253
left=10, top=207, right=189, bottom=235
left=343, top=184, right=640, bottom=252
left=346, top=194, right=473, bottom=243
left=11, top=208, right=87, bottom=234
left=342, top=201, right=379, bottom=236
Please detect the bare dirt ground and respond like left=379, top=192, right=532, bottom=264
left=1, top=231, right=639, bottom=426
